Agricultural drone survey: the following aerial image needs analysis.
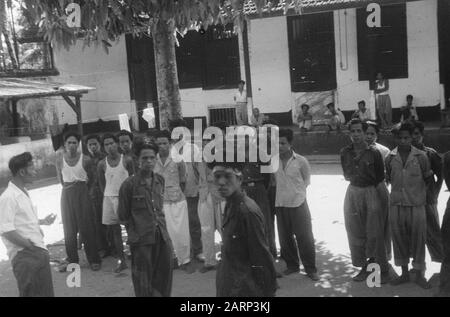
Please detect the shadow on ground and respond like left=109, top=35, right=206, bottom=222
left=274, top=241, right=440, bottom=297
left=0, top=239, right=443, bottom=297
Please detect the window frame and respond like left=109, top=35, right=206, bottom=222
left=0, top=38, right=59, bottom=78
left=201, top=23, right=241, bottom=90
left=356, top=3, right=408, bottom=82
left=176, top=31, right=204, bottom=89
left=287, top=12, right=337, bottom=93
left=175, top=24, right=241, bottom=91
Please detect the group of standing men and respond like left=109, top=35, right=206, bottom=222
left=341, top=118, right=450, bottom=295
left=0, top=115, right=324, bottom=297
left=3, top=114, right=449, bottom=297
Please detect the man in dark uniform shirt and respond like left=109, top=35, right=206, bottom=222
left=118, top=130, right=139, bottom=175
left=210, top=157, right=277, bottom=297
left=241, top=136, right=277, bottom=260
left=85, top=134, right=110, bottom=256
left=411, top=121, right=444, bottom=263
left=118, top=143, right=173, bottom=297
left=439, top=151, right=450, bottom=296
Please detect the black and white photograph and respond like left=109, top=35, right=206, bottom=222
left=1, top=0, right=450, bottom=300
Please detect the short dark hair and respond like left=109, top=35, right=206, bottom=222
left=279, top=128, right=294, bottom=143
left=207, top=149, right=245, bottom=172
left=412, top=120, right=425, bottom=135
left=326, top=102, right=335, bottom=109
left=117, top=130, right=134, bottom=141
left=9, top=152, right=33, bottom=176
left=301, top=104, right=310, bottom=110
left=395, top=121, right=415, bottom=136
left=348, top=118, right=368, bottom=132
left=358, top=100, right=366, bottom=106
left=85, top=134, right=101, bottom=144
left=407, top=94, right=413, bottom=100
left=102, top=133, right=118, bottom=144
left=64, top=131, right=81, bottom=143
left=136, top=142, right=159, bottom=157
left=366, top=121, right=380, bottom=134
left=155, top=130, right=172, bottom=141
left=146, top=128, right=159, bottom=138
left=239, top=80, right=246, bottom=85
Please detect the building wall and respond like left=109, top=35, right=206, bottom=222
left=53, top=37, right=132, bottom=125
left=247, top=0, right=440, bottom=119
left=334, top=0, right=440, bottom=112
left=51, top=0, right=440, bottom=124
left=53, top=33, right=245, bottom=126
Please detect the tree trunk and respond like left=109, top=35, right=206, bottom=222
left=152, top=15, right=182, bottom=131
left=0, top=0, right=18, bottom=69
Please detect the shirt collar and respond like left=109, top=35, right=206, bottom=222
left=8, top=181, right=30, bottom=198
left=157, top=153, right=172, bottom=167
left=389, top=146, right=423, bottom=157
left=136, top=172, right=161, bottom=187
left=227, top=190, right=245, bottom=204
left=347, top=143, right=370, bottom=154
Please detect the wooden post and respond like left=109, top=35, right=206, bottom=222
left=75, top=95, right=83, bottom=137
left=62, top=94, right=83, bottom=137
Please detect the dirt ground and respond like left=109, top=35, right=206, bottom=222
left=0, top=164, right=446, bottom=297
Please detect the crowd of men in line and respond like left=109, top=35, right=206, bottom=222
left=341, top=119, right=450, bottom=295
left=1, top=116, right=450, bottom=297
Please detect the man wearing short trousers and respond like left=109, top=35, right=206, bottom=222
left=98, top=133, right=134, bottom=273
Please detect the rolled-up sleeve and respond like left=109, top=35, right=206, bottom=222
left=0, top=196, right=17, bottom=234
left=418, top=154, right=433, bottom=180
left=300, top=157, right=311, bottom=186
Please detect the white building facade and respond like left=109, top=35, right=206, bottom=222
left=51, top=0, right=442, bottom=128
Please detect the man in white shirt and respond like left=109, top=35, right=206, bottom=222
left=274, top=129, right=319, bottom=281
left=234, top=80, right=248, bottom=125
left=400, top=95, right=420, bottom=122
left=0, top=152, right=56, bottom=297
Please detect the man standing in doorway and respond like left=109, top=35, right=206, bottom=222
left=98, top=133, right=135, bottom=273
left=0, top=152, right=56, bottom=297
left=234, top=80, right=248, bottom=125
left=56, top=132, right=101, bottom=272
left=118, top=143, right=173, bottom=297
left=274, top=128, right=319, bottom=281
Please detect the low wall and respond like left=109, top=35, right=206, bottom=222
left=293, top=128, right=450, bottom=155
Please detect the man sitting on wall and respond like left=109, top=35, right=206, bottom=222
left=400, top=95, right=419, bottom=123
left=297, top=104, right=313, bottom=132
left=325, top=103, right=346, bottom=131
left=352, top=101, right=372, bottom=122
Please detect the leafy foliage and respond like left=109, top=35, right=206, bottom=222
left=19, top=0, right=276, bottom=50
